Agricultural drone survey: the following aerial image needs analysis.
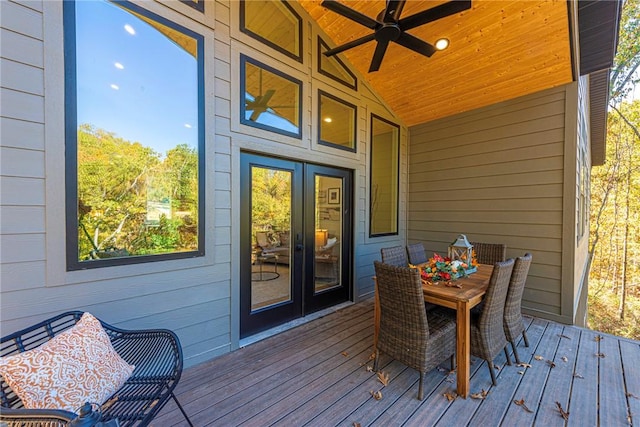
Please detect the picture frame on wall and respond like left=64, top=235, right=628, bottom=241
left=328, top=188, right=340, bottom=204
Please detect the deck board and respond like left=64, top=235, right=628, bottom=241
left=599, top=332, right=631, bottom=426
left=155, top=298, right=639, bottom=426
left=534, top=325, right=581, bottom=426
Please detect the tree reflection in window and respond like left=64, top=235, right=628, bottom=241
left=65, top=0, right=204, bottom=269
left=241, top=55, right=302, bottom=138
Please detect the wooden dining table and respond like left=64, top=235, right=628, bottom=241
left=374, top=263, right=493, bottom=398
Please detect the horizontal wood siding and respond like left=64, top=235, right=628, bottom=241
left=408, top=86, right=568, bottom=320
left=0, top=0, right=406, bottom=367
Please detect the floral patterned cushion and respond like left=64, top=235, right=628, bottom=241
left=0, top=312, right=134, bottom=413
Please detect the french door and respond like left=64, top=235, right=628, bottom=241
left=240, top=153, right=352, bottom=338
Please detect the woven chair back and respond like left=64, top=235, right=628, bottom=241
left=470, top=242, right=506, bottom=265
left=476, top=259, right=514, bottom=359
left=504, top=253, right=533, bottom=340
left=380, top=246, right=409, bottom=267
left=374, top=261, right=429, bottom=371
left=406, top=243, right=428, bottom=265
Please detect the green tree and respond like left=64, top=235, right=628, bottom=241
left=77, top=125, right=199, bottom=259
left=588, top=0, right=640, bottom=339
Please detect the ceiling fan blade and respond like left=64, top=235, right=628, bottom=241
left=321, top=0, right=378, bottom=29
left=249, top=109, right=263, bottom=122
left=382, top=0, right=406, bottom=23
left=396, top=33, right=437, bottom=57
left=261, top=89, right=276, bottom=105
left=369, top=40, right=390, bottom=72
left=324, top=33, right=376, bottom=57
left=399, top=0, right=472, bottom=31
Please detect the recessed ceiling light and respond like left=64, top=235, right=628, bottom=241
left=114, top=62, right=124, bottom=70
left=124, top=24, right=135, bottom=35
left=110, top=84, right=119, bottom=90
left=435, top=38, right=450, bottom=51
left=324, top=117, right=332, bottom=123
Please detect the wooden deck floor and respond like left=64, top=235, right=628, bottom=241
left=155, top=299, right=640, bottom=426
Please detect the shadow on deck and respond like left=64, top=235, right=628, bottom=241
left=156, top=298, right=640, bottom=426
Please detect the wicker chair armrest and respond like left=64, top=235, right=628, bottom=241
left=0, top=406, right=76, bottom=425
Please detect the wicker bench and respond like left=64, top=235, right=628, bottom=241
left=1, top=311, right=193, bottom=427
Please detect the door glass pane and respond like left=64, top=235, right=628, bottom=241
left=315, top=175, right=342, bottom=293
left=251, top=166, right=292, bottom=311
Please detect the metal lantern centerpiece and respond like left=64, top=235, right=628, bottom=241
left=448, top=234, right=477, bottom=274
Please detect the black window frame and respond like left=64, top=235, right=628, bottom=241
left=239, top=0, right=303, bottom=63
left=317, top=36, right=357, bottom=91
left=240, top=54, right=303, bottom=139
left=369, top=114, right=400, bottom=238
left=64, top=0, right=206, bottom=271
left=317, top=89, right=357, bottom=153
left=180, top=0, right=204, bottom=13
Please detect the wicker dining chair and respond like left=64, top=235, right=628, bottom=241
left=373, top=261, right=456, bottom=400
left=504, top=253, right=533, bottom=364
left=406, top=242, right=428, bottom=265
left=380, top=246, right=409, bottom=267
left=470, top=242, right=507, bottom=265
left=470, top=258, right=515, bottom=386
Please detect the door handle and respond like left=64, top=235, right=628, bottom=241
left=295, top=244, right=304, bottom=251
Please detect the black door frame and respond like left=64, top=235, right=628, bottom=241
left=240, top=152, right=353, bottom=338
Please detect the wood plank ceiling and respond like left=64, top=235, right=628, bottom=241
left=298, top=0, right=574, bottom=127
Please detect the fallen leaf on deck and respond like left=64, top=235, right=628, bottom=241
left=353, top=423, right=361, bottom=427
left=546, top=360, right=556, bottom=368
left=627, top=392, right=639, bottom=400
left=561, top=356, right=568, bottom=362
left=494, top=364, right=500, bottom=370
left=517, top=363, right=532, bottom=368
left=514, top=398, right=534, bottom=413
left=557, top=334, right=572, bottom=339
left=518, top=371, right=525, bottom=375
left=534, top=355, right=544, bottom=361
left=595, top=353, right=606, bottom=358
left=595, top=335, right=604, bottom=342
left=369, top=352, right=376, bottom=361
left=342, top=351, right=349, bottom=357
left=377, top=371, right=390, bottom=386
left=365, top=365, right=373, bottom=372
left=573, top=373, right=584, bottom=379
left=471, top=389, right=489, bottom=399
left=370, top=390, right=383, bottom=400
left=444, top=392, right=457, bottom=401
left=555, top=401, right=569, bottom=420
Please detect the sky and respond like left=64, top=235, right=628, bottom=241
left=75, top=0, right=198, bottom=155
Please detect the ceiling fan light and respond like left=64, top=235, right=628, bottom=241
left=435, top=38, right=450, bottom=51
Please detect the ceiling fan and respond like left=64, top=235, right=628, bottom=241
left=321, top=0, right=472, bottom=72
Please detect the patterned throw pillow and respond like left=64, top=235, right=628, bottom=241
left=0, top=312, right=135, bottom=413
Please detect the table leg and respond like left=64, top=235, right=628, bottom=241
left=456, top=300, right=471, bottom=398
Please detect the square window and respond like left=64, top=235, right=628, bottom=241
left=64, top=0, right=205, bottom=269
left=318, top=90, right=357, bottom=152
left=241, top=55, right=302, bottom=139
